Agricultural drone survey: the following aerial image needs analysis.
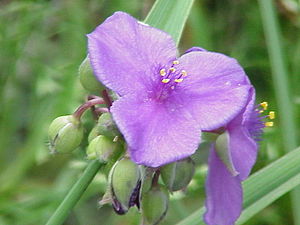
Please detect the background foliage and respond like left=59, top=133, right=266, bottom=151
left=0, top=0, right=299, bottom=224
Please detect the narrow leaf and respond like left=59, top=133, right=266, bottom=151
left=176, top=147, right=300, bottom=225
left=144, top=0, right=195, bottom=46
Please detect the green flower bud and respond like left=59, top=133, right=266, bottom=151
left=141, top=185, right=169, bottom=225
left=160, top=157, right=195, bottom=192
left=110, top=157, right=142, bottom=214
left=97, top=113, right=119, bottom=138
left=48, top=115, right=84, bottom=153
left=215, top=132, right=238, bottom=176
left=88, top=126, right=100, bottom=143
left=86, top=135, right=122, bottom=163
left=79, top=57, right=105, bottom=93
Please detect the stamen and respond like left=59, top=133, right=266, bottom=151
left=169, top=68, right=176, bottom=73
left=160, top=69, right=166, bottom=76
left=259, top=110, right=264, bottom=114
left=162, top=79, right=170, bottom=83
left=181, top=70, right=187, bottom=77
left=260, top=102, right=268, bottom=111
left=172, top=60, right=179, bottom=65
left=174, top=78, right=183, bottom=83
left=269, top=111, right=275, bottom=119
left=265, top=122, right=274, bottom=127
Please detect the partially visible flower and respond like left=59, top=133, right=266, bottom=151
left=88, top=12, right=251, bottom=167
left=204, top=88, right=275, bottom=225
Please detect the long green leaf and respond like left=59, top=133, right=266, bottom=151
left=144, top=0, right=195, bottom=46
left=176, top=147, right=300, bottom=225
left=257, top=1, right=300, bottom=224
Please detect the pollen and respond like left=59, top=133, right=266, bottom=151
left=173, top=60, right=179, bottom=65
left=181, top=70, right=187, bottom=77
left=169, top=67, right=176, bottom=73
left=260, top=102, right=268, bottom=111
left=265, top=121, right=274, bottom=127
left=160, top=69, right=166, bottom=76
left=175, top=78, right=183, bottom=83
left=162, top=78, right=170, bottom=83
left=269, top=111, right=275, bottom=119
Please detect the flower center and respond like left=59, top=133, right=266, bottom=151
left=249, top=101, right=275, bottom=141
left=159, top=60, right=187, bottom=88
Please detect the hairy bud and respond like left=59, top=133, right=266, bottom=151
left=160, top=157, right=195, bottom=192
left=110, top=157, right=142, bottom=214
left=86, top=135, right=122, bottom=162
left=79, top=57, right=105, bottom=93
left=141, top=185, right=169, bottom=225
left=48, top=115, right=83, bottom=153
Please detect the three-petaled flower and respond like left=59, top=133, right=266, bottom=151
left=204, top=87, right=274, bottom=225
left=87, top=12, right=251, bottom=168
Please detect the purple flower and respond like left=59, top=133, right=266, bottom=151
left=87, top=12, right=251, bottom=167
left=204, top=88, right=273, bottom=225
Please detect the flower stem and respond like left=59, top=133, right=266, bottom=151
left=45, top=160, right=104, bottom=225
left=102, top=89, right=113, bottom=108
left=73, top=97, right=105, bottom=119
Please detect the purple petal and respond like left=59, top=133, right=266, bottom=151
left=204, top=146, right=243, bottom=225
left=87, top=12, right=177, bottom=96
left=110, top=94, right=201, bottom=167
left=171, top=51, right=251, bottom=130
left=228, top=126, right=257, bottom=181
left=184, top=47, right=208, bottom=54
left=227, top=89, right=258, bottom=180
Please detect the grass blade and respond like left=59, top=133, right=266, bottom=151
left=258, top=0, right=300, bottom=224
left=176, top=147, right=300, bottom=225
left=144, top=0, right=195, bottom=46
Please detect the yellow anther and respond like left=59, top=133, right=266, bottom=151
left=160, top=69, right=166, bottom=76
left=175, top=78, right=183, bottom=83
left=173, top=60, right=179, bottom=65
left=162, top=79, right=170, bottom=83
left=181, top=70, right=187, bottom=77
left=265, top=122, right=274, bottom=127
left=269, top=111, right=275, bottom=119
left=260, top=102, right=268, bottom=111
left=259, top=110, right=264, bottom=114
left=169, top=67, right=176, bottom=73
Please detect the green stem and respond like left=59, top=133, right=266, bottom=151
left=258, top=1, right=300, bottom=224
left=46, top=160, right=103, bottom=225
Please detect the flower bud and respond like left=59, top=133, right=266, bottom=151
left=86, top=135, right=122, bottom=163
left=110, top=157, right=142, bottom=214
left=97, top=113, right=119, bottom=138
left=48, top=115, right=84, bottom=153
left=141, top=185, right=169, bottom=225
left=79, top=57, right=105, bottom=93
left=160, top=157, right=195, bottom=192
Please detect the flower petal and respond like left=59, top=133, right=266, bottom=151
left=228, top=126, right=257, bottom=181
left=175, top=51, right=251, bottom=130
left=184, top=47, right=208, bottom=54
left=204, top=146, right=243, bottom=225
left=87, top=11, right=177, bottom=96
left=110, top=94, right=201, bottom=167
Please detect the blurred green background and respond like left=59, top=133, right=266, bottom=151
left=0, top=0, right=299, bottom=224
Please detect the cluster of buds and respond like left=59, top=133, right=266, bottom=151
left=47, top=58, right=196, bottom=225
